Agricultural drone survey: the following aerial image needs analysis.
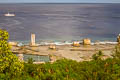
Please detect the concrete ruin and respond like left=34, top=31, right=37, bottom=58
left=49, top=45, right=56, bottom=50
left=83, top=38, right=91, bottom=45
left=30, top=33, right=36, bottom=46
left=8, top=42, right=18, bottom=46
left=72, top=41, right=80, bottom=47
left=117, top=34, right=120, bottom=44
left=18, top=54, right=24, bottom=61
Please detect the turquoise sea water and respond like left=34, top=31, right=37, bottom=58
left=16, top=54, right=50, bottom=62
left=23, top=54, right=50, bottom=62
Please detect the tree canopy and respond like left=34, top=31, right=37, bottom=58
left=0, top=29, right=24, bottom=79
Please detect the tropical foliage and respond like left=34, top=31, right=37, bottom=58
left=0, top=29, right=24, bottom=79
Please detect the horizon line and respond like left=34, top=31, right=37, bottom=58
left=0, top=2, right=120, bottom=4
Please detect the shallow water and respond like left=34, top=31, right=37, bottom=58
left=23, top=54, right=50, bottom=62
left=16, top=54, right=50, bottom=62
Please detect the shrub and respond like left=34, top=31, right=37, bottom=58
left=0, top=29, right=24, bottom=78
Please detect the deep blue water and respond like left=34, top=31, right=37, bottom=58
left=0, top=3, right=120, bottom=42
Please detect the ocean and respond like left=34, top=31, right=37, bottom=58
left=0, top=3, right=120, bottom=43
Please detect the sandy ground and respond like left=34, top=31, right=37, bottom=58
left=11, top=44, right=116, bottom=62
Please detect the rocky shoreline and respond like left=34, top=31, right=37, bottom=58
left=9, top=34, right=120, bottom=63
left=11, top=43, right=116, bottom=62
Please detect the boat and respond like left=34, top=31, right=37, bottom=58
left=4, top=12, right=15, bottom=17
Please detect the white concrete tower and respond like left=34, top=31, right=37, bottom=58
left=31, top=33, right=36, bottom=46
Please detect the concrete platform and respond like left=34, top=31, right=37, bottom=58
left=11, top=44, right=116, bottom=62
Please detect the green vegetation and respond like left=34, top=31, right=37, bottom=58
left=0, top=29, right=24, bottom=79
left=0, top=29, right=120, bottom=80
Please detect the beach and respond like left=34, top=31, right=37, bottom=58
left=11, top=42, right=116, bottom=62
